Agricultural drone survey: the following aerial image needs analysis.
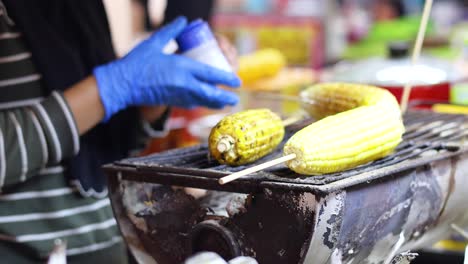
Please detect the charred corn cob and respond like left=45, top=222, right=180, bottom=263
left=209, top=109, right=284, bottom=166
left=284, top=83, right=404, bottom=175
left=237, top=49, right=286, bottom=84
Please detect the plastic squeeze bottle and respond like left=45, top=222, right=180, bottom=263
left=175, top=19, right=232, bottom=72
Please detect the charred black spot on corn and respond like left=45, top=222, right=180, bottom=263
left=208, top=108, right=285, bottom=166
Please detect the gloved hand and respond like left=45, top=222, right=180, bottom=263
left=93, top=16, right=241, bottom=121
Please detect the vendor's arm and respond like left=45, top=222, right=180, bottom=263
left=63, top=76, right=104, bottom=135
left=64, top=77, right=169, bottom=135
left=0, top=91, right=80, bottom=186
left=68, top=16, right=240, bottom=134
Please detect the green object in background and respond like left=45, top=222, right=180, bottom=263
left=342, top=42, right=387, bottom=60
left=366, top=16, right=428, bottom=42
left=343, top=16, right=434, bottom=60
left=426, top=47, right=461, bottom=60
left=451, top=84, right=468, bottom=105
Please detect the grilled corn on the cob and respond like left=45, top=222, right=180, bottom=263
left=284, top=83, right=404, bottom=175
left=237, top=49, right=286, bottom=84
left=209, top=109, right=284, bottom=166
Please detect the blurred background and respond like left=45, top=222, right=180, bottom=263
left=102, top=1, right=468, bottom=263
left=103, top=0, right=468, bottom=145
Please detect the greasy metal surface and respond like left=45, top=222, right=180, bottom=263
left=300, top=153, right=468, bottom=264
left=335, top=166, right=443, bottom=263
left=224, top=190, right=316, bottom=263
left=107, top=110, right=468, bottom=193
left=107, top=176, right=316, bottom=264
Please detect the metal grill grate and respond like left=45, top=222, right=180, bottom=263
left=110, top=110, right=468, bottom=193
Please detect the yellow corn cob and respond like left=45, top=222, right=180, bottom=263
left=209, top=109, right=285, bottom=166
left=301, top=82, right=401, bottom=119
left=284, top=83, right=405, bottom=175
left=237, top=49, right=286, bottom=84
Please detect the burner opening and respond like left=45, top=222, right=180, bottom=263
left=189, top=220, right=241, bottom=260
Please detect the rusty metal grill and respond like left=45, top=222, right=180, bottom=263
left=108, top=110, right=468, bottom=194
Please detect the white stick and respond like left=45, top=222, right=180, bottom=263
left=451, top=224, right=468, bottom=240
left=218, top=154, right=297, bottom=185
left=282, top=115, right=303, bottom=127
left=400, top=0, right=433, bottom=113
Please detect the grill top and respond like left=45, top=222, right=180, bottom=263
left=106, top=110, right=468, bottom=193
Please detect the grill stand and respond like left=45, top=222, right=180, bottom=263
left=106, top=153, right=468, bottom=264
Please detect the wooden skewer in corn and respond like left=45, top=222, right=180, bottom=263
left=281, top=114, right=304, bottom=127
left=451, top=224, right=468, bottom=240
left=219, top=154, right=296, bottom=185
left=400, top=0, right=434, bottom=113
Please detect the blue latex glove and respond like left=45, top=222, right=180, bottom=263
left=94, top=16, right=241, bottom=121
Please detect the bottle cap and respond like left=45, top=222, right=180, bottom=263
left=176, top=19, right=215, bottom=53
